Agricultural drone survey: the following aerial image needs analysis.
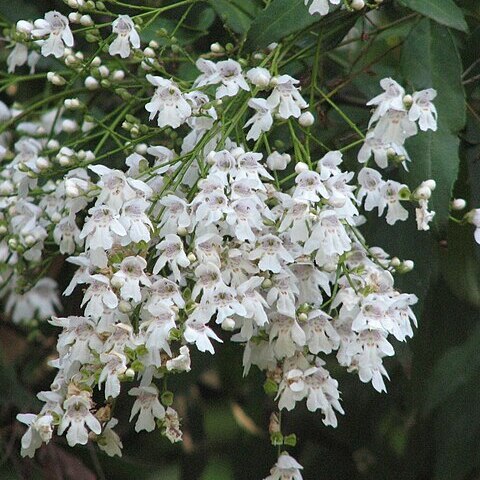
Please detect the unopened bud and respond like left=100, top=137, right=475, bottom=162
left=298, top=111, right=315, bottom=127
left=351, top=0, right=365, bottom=10
left=295, top=162, right=309, bottom=174
left=85, top=76, right=99, bottom=90
left=210, top=42, right=224, bottom=53
left=451, top=198, right=467, bottom=211
left=221, top=318, right=236, bottom=331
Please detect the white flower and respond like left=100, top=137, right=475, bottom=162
left=113, top=256, right=151, bottom=302
left=304, top=364, right=344, bottom=426
left=166, top=345, right=191, bottom=372
left=215, top=59, right=250, bottom=99
left=145, top=76, right=192, bottom=128
left=470, top=209, right=480, bottom=244
left=32, top=11, right=74, bottom=58
left=97, top=418, right=123, bottom=457
left=153, top=234, right=190, bottom=281
left=409, top=89, right=438, bottom=132
left=293, top=170, right=329, bottom=202
left=266, top=274, right=299, bottom=318
left=367, top=78, right=405, bottom=125
left=373, top=110, right=417, bottom=146
left=416, top=199, right=435, bottom=231
left=82, top=274, right=118, bottom=318
left=249, top=234, right=294, bottom=273
left=158, top=195, right=191, bottom=236
left=246, top=67, right=271, bottom=87
left=269, top=315, right=306, bottom=359
left=17, top=413, right=54, bottom=458
left=357, top=167, right=386, bottom=214
left=109, top=15, right=140, bottom=58
left=6, top=278, right=60, bottom=323
left=317, top=150, right=343, bottom=180
left=226, top=198, right=265, bottom=242
left=119, top=198, right=153, bottom=244
left=210, top=284, right=247, bottom=326
left=304, top=310, right=340, bottom=354
left=381, top=180, right=409, bottom=225
left=164, top=407, right=183, bottom=443
left=145, top=278, right=185, bottom=312
left=58, top=394, right=101, bottom=447
left=304, top=210, right=351, bottom=258
left=80, top=206, right=127, bottom=253
left=267, top=151, right=290, bottom=171
left=267, top=75, right=308, bottom=119
left=265, top=453, right=303, bottom=480
left=236, top=277, right=269, bottom=339
left=98, top=351, right=128, bottom=399
left=183, top=317, right=222, bottom=354
left=305, top=0, right=340, bottom=16
left=53, top=216, right=82, bottom=254
left=141, top=305, right=176, bottom=362
left=129, top=385, right=165, bottom=432
left=244, top=98, right=274, bottom=141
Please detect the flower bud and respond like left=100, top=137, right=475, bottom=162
left=124, top=368, right=135, bottom=379
left=298, top=111, right=315, bottom=127
left=246, top=67, right=271, bottom=88
left=414, top=186, right=431, bottom=200
left=298, top=312, right=308, bottom=322
left=112, top=69, right=125, bottom=81
left=68, top=12, right=81, bottom=23
left=143, top=47, right=155, bottom=58
left=177, top=226, right=188, bottom=236
left=422, top=179, right=436, bottom=191
left=403, top=260, right=414, bottom=272
left=451, top=198, right=467, bottom=211
left=80, top=14, right=93, bottom=26
left=295, top=162, right=309, bottom=174
left=51, top=212, right=62, bottom=223
left=351, top=0, right=365, bottom=10
left=267, top=152, right=290, bottom=171
left=16, top=20, right=33, bottom=34
left=221, top=318, right=236, bottom=331
left=118, top=300, right=132, bottom=313
left=403, top=94, right=413, bottom=108
left=187, top=252, right=197, bottom=263
left=62, top=119, right=78, bottom=133
left=47, top=139, right=60, bottom=150
left=35, top=157, right=50, bottom=170
left=98, top=65, right=110, bottom=78
left=210, top=42, right=224, bottom=53
left=149, top=40, right=159, bottom=49
left=390, top=257, right=401, bottom=267
left=85, top=76, right=99, bottom=90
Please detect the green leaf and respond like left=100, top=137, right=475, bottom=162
left=398, top=0, right=468, bottom=32
left=208, top=0, right=257, bottom=35
left=425, top=323, right=480, bottom=413
left=401, top=20, right=466, bottom=228
left=244, top=0, right=318, bottom=49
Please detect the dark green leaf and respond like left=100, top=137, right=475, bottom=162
left=425, top=323, right=480, bottom=413
left=208, top=0, right=256, bottom=35
left=398, top=0, right=468, bottom=32
left=245, top=0, right=318, bottom=49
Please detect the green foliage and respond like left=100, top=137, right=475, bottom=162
left=244, top=0, right=318, bottom=49
left=398, top=0, right=468, bottom=32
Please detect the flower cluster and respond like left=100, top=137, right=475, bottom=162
left=0, top=4, right=438, bottom=478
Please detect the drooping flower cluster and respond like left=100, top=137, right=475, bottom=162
left=0, top=4, right=438, bottom=478
left=357, top=78, right=438, bottom=230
